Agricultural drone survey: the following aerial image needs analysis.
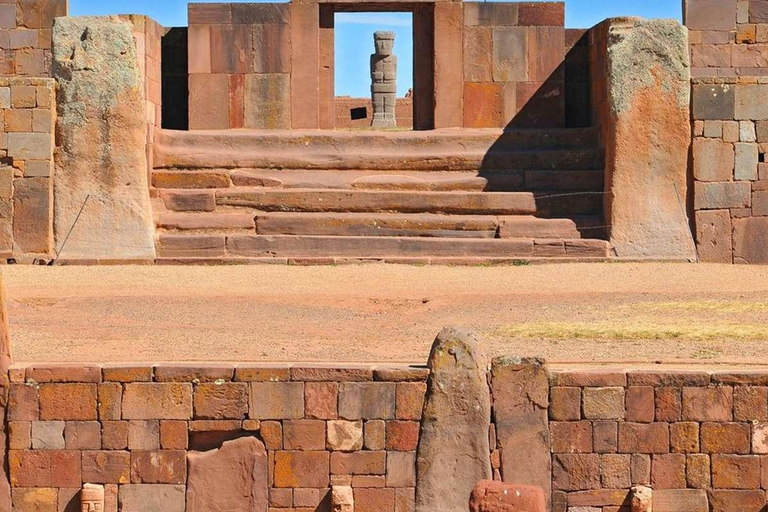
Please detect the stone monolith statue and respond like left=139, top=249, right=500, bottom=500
left=370, top=31, right=397, bottom=128
left=81, top=484, right=105, bottom=512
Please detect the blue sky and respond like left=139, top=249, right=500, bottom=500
left=70, top=0, right=682, bottom=97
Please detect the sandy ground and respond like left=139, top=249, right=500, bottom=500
left=4, top=263, right=768, bottom=366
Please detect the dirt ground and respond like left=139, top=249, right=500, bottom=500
left=4, top=262, right=768, bottom=366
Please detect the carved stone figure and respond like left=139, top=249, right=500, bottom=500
left=81, top=484, right=105, bottom=512
left=370, top=31, right=397, bottom=128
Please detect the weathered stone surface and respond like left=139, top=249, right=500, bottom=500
left=187, top=437, right=268, bottom=512
left=119, top=485, right=185, bottom=512
left=602, top=19, right=694, bottom=259
left=332, top=486, right=354, bottom=512
left=12, top=177, right=51, bottom=255
left=692, top=84, right=735, bottom=120
left=733, top=217, right=768, bottom=264
left=415, top=328, right=491, bottom=512
left=695, top=210, right=732, bottom=263
left=630, top=485, right=652, bottom=512
left=469, top=481, right=546, bottom=512
left=244, top=73, right=291, bottom=129
left=327, top=420, right=363, bottom=452
left=692, top=139, right=734, bottom=182
left=52, top=16, right=155, bottom=261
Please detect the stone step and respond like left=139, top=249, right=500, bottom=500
left=157, top=212, right=256, bottom=231
left=204, top=189, right=538, bottom=215
left=155, top=128, right=602, bottom=171
left=151, top=169, right=604, bottom=193
left=156, top=234, right=611, bottom=259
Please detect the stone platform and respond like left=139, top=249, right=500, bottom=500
left=152, top=128, right=609, bottom=263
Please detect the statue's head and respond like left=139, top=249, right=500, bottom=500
left=374, top=31, right=395, bottom=56
left=81, top=484, right=104, bottom=512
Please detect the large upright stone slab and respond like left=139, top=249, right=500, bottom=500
left=600, top=18, right=695, bottom=260
left=492, top=357, right=551, bottom=509
left=187, top=436, right=269, bottom=512
left=52, top=16, right=155, bottom=261
left=416, top=327, right=491, bottom=512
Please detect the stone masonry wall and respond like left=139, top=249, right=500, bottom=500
left=334, top=97, right=413, bottom=129
left=0, top=0, right=67, bottom=77
left=550, top=369, right=768, bottom=512
left=0, top=76, right=54, bottom=261
left=6, top=363, right=426, bottom=512
left=685, top=0, right=768, bottom=264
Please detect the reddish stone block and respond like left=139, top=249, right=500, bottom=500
left=583, top=387, right=625, bottom=420
left=708, top=490, right=766, bottom=512
left=122, top=383, right=193, bottom=420
left=655, top=387, right=682, bottom=422
left=618, top=423, right=670, bottom=454
left=712, top=454, right=761, bottom=489
left=626, top=387, right=655, bottom=423
left=293, top=487, right=322, bottom=507
left=102, top=421, right=129, bottom=450
left=261, top=420, right=282, bottom=450
left=553, top=371, right=627, bottom=387
left=250, top=382, right=305, bottom=420
left=651, top=453, right=686, bottom=489
left=338, top=383, right=395, bottom=420
left=528, top=26, right=565, bottom=83
left=39, top=384, right=97, bottom=421
left=352, top=475, right=385, bottom=488
left=283, top=420, right=326, bottom=451
left=9, top=449, right=81, bottom=488
left=193, top=382, right=248, bottom=420
left=9, top=421, right=31, bottom=450
left=355, top=488, right=395, bottom=512
left=463, top=83, right=502, bottom=128
left=733, top=217, right=768, bottom=264
left=701, top=422, right=750, bottom=454
left=696, top=210, right=733, bottom=264
left=364, top=420, right=385, bottom=451
left=26, top=365, right=101, bottom=383
left=65, top=421, right=101, bottom=450
left=687, top=453, right=711, bottom=488
left=395, top=382, right=426, bottom=421
left=159, top=421, right=188, bottom=450
left=593, top=421, right=618, bottom=454
left=11, top=488, right=57, bottom=512
left=82, top=450, right=130, bottom=484
left=128, top=420, right=160, bottom=451
left=693, top=138, right=735, bottom=182
left=373, top=368, right=429, bottom=383
left=395, top=487, right=414, bottom=512
left=670, top=422, right=699, bottom=453
left=549, top=387, right=581, bottom=421
left=386, top=451, right=415, bottom=488
left=628, top=372, right=709, bottom=387
left=469, top=481, right=546, bottom=512
left=154, top=364, right=234, bottom=383
left=291, top=366, right=372, bottom=382
left=734, top=386, right=768, bottom=421
left=290, top=3, right=320, bottom=129
left=9, top=384, right=38, bottom=421
left=253, top=22, right=291, bottom=74
left=12, top=177, right=51, bottom=254
left=518, top=2, right=565, bottom=26
left=270, top=488, right=293, bottom=508
left=234, top=365, right=291, bottom=382
left=189, top=73, right=230, bottom=130
left=601, top=454, right=631, bottom=489
left=682, top=387, right=733, bottom=422
left=331, top=451, right=386, bottom=475
left=98, top=382, right=122, bottom=421
left=552, top=453, right=600, bottom=491
left=464, top=27, right=493, bottom=83
left=274, top=451, right=330, bottom=488
left=631, top=454, right=651, bottom=485
left=305, top=382, right=338, bottom=420
left=130, top=450, right=187, bottom=484
left=102, top=365, right=153, bottom=383
left=550, top=421, right=593, bottom=454
left=385, top=421, right=419, bottom=452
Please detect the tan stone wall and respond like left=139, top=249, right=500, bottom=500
left=0, top=76, right=54, bottom=261
left=685, top=0, right=768, bottom=264
left=0, top=0, right=67, bottom=77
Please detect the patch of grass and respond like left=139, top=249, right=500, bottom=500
left=630, top=301, right=768, bottom=314
left=492, top=322, right=768, bottom=342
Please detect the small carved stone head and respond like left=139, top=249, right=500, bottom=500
left=374, top=31, right=395, bottom=56
left=81, top=484, right=105, bottom=512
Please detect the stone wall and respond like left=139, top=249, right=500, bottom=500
left=0, top=0, right=67, bottom=77
left=6, top=363, right=426, bottom=512
left=0, top=76, right=54, bottom=261
left=685, top=0, right=768, bottom=264
left=334, top=97, right=413, bottom=129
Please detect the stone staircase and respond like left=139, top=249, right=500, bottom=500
left=151, top=128, right=610, bottom=264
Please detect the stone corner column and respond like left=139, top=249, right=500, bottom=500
left=491, top=356, right=551, bottom=509
left=601, top=18, right=696, bottom=260
left=52, top=15, right=156, bottom=262
left=416, top=327, right=491, bottom=512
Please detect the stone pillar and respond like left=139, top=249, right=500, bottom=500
left=415, top=327, right=492, bottom=512
left=370, top=31, right=397, bottom=128
left=412, top=4, right=435, bottom=130
left=598, top=18, right=696, bottom=260
left=319, top=5, right=335, bottom=129
left=433, top=2, right=463, bottom=128
left=291, top=3, right=320, bottom=129
left=52, top=16, right=156, bottom=262
left=491, top=356, right=551, bottom=509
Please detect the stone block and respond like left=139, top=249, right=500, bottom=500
left=682, top=386, right=733, bottom=421
left=193, top=382, right=248, bottom=420
left=338, top=382, right=395, bottom=420
left=128, top=420, right=160, bottom=450
left=701, top=422, right=750, bottom=453
left=188, top=4, right=231, bottom=24
left=583, top=387, right=625, bottom=420
left=464, top=3, right=519, bottom=26
left=552, top=453, right=600, bottom=491
left=9, top=421, right=31, bottom=450
left=549, top=387, right=581, bottom=421
left=685, top=0, right=737, bottom=31
left=694, top=181, right=751, bottom=210
left=670, top=422, right=699, bottom=453
left=243, top=73, right=291, bottom=129
left=692, top=84, right=735, bottom=120
left=187, top=24, right=211, bottom=74
left=331, top=451, right=386, bottom=475
left=31, top=421, right=64, bottom=450
left=290, top=3, right=319, bottom=129
left=433, top=2, right=463, bottom=129
left=364, top=420, right=385, bottom=451
left=386, top=451, right=416, bottom=488
left=283, top=419, right=325, bottom=451
left=386, top=421, right=419, bottom=452
left=693, top=139, right=734, bottom=181
left=9, top=384, right=39, bottom=421
left=617, top=423, right=670, bottom=454
left=327, top=420, right=363, bottom=452
left=735, top=143, right=759, bottom=180
left=651, top=453, right=686, bottom=489
left=528, top=26, right=565, bottom=82
left=550, top=421, right=592, bottom=453
left=250, top=382, right=304, bottom=419
left=601, top=454, right=631, bottom=489
left=735, top=84, right=768, bottom=120
left=119, top=485, right=185, bottom=512
left=463, top=27, right=492, bottom=83
left=122, top=383, right=193, bottom=420
left=189, top=73, right=230, bottom=130
left=355, top=488, right=395, bottom=512
left=10, top=449, right=81, bottom=488
left=626, top=387, right=655, bottom=423
left=492, top=27, right=528, bottom=82
left=102, top=421, right=129, bottom=450
left=734, top=386, right=768, bottom=421
left=687, top=454, right=710, bottom=488
left=733, top=217, right=768, bottom=263
left=594, top=421, right=618, bottom=454
left=655, top=387, right=682, bottom=421
left=695, top=210, right=733, bottom=263
left=463, top=82, right=502, bottom=128
left=12, top=488, right=57, bottom=512
left=708, top=490, right=765, bottom=512
left=712, top=454, right=760, bottom=489
left=395, top=382, right=425, bottom=421
left=82, top=450, right=131, bottom=484
left=253, top=22, right=291, bottom=74
left=210, top=24, right=252, bottom=74
left=469, top=481, right=546, bottom=512
left=158, top=421, right=187, bottom=450
left=130, top=450, right=187, bottom=484
left=653, top=489, right=708, bottom=512
left=274, top=451, right=330, bottom=488
left=38, top=383, right=97, bottom=421
left=64, top=421, right=101, bottom=450
left=11, top=176, right=51, bottom=254
left=98, top=382, right=122, bottom=421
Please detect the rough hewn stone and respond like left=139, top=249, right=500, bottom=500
left=415, top=328, right=491, bottom=512
left=469, top=481, right=546, bottom=512
left=52, top=16, right=155, bottom=261
left=186, top=437, right=268, bottom=512
left=119, top=485, right=185, bottom=512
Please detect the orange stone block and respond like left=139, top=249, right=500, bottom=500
left=38, top=383, right=97, bottom=421
left=274, top=451, right=330, bottom=488
left=463, top=83, right=502, bottom=128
